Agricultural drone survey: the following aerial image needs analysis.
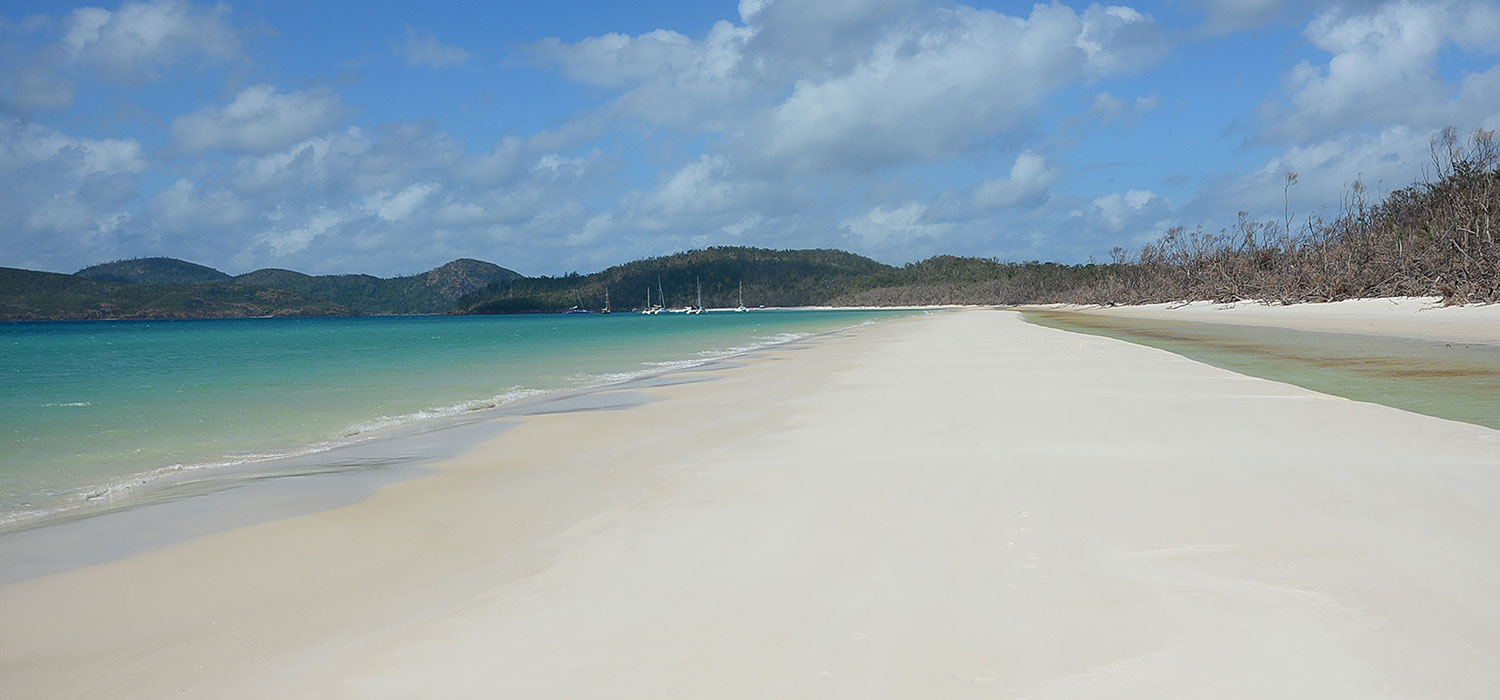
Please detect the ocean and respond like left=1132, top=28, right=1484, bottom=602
left=0, top=309, right=916, bottom=531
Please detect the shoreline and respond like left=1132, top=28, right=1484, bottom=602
left=4, top=307, right=1499, bottom=697
left=0, top=314, right=924, bottom=579
left=0, top=310, right=917, bottom=537
left=1022, top=296, right=1500, bottom=345
left=1020, top=297, right=1500, bottom=431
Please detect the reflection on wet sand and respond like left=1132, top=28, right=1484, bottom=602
left=1022, top=309, right=1500, bottom=431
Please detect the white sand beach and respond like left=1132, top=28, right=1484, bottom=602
left=1042, top=296, right=1500, bottom=345
left=3, top=308, right=1499, bottom=698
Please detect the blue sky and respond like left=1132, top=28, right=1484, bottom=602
left=3, top=0, right=1498, bottom=277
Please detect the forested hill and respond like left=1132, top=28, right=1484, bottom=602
left=457, top=247, right=890, bottom=313
left=0, top=257, right=523, bottom=320
left=453, top=247, right=1108, bottom=313
left=76, top=257, right=231, bottom=285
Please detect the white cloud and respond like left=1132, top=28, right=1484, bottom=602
left=1090, top=189, right=1159, bottom=232
left=31, top=118, right=630, bottom=275
left=840, top=202, right=952, bottom=252
left=229, top=129, right=366, bottom=192
left=0, top=117, right=144, bottom=176
left=1, top=0, right=240, bottom=112
left=572, top=153, right=783, bottom=250
left=60, top=0, right=239, bottom=81
left=1263, top=0, right=1500, bottom=143
left=643, top=155, right=740, bottom=220
left=363, top=182, right=438, bottom=221
left=0, top=64, right=75, bottom=111
left=399, top=27, right=469, bottom=67
left=532, top=20, right=756, bottom=129
left=973, top=152, right=1062, bottom=210
left=1077, top=4, right=1167, bottom=77
left=738, top=0, right=771, bottom=23
left=536, top=29, right=699, bottom=88
left=150, top=178, right=249, bottom=233
left=535, top=2, right=1167, bottom=174
left=60, top=8, right=112, bottom=57
left=173, top=85, right=344, bottom=153
left=1090, top=91, right=1158, bottom=123
left=0, top=119, right=142, bottom=267
left=433, top=200, right=488, bottom=226
left=257, top=207, right=343, bottom=257
left=750, top=4, right=1165, bottom=171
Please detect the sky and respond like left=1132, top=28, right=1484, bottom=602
left=2, top=0, right=1498, bottom=277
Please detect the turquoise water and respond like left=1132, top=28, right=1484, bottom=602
left=0, top=310, right=913, bottom=529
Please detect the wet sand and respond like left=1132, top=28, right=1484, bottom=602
left=3, top=308, right=1499, bottom=698
left=1022, top=300, right=1500, bottom=431
left=1036, top=296, right=1500, bottom=344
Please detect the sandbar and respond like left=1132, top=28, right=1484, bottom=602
left=1032, top=296, right=1500, bottom=345
left=2, top=309, right=1499, bottom=698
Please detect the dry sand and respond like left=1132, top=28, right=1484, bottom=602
left=3, top=308, right=1499, bottom=698
left=1038, top=296, right=1500, bottom=345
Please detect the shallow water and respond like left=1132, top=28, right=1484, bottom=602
left=1021, top=310, right=1500, bottom=431
left=0, top=310, right=915, bottom=530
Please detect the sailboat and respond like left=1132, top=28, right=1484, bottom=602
left=735, top=281, right=748, bottom=312
left=601, top=288, right=611, bottom=314
left=664, top=276, right=689, bottom=314
left=563, top=292, right=591, bottom=314
left=685, top=277, right=705, bottom=314
left=641, top=285, right=661, bottom=314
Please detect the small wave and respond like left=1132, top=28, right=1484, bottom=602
left=0, top=443, right=364, bottom=532
left=42, top=402, right=92, bottom=407
left=753, top=332, right=813, bottom=344
left=2, top=311, right=909, bottom=534
left=340, top=387, right=550, bottom=437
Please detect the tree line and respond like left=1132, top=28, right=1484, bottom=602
left=833, top=128, right=1497, bottom=308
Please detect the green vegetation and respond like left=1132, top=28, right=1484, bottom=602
left=0, top=267, right=346, bottom=320
left=1, top=258, right=521, bottom=321
left=457, top=247, right=889, bottom=313
left=75, top=257, right=232, bottom=285
left=828, top=257, right=1108, bottom=307
left=233, top=259, right=521, bottom=315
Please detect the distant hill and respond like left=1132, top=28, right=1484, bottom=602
left=0, top=267, right=348, bottom=320
left=456, top=247, right=895, bottom=313
left=233, top=258, right=521, bottom=315
left=1, top=257, right=523, bottom=321
left=3, top=247, right=1095, bottom=320
left=456, top=248, right=1112, bottom=313
left=76, top=257, right=232, bottom=285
